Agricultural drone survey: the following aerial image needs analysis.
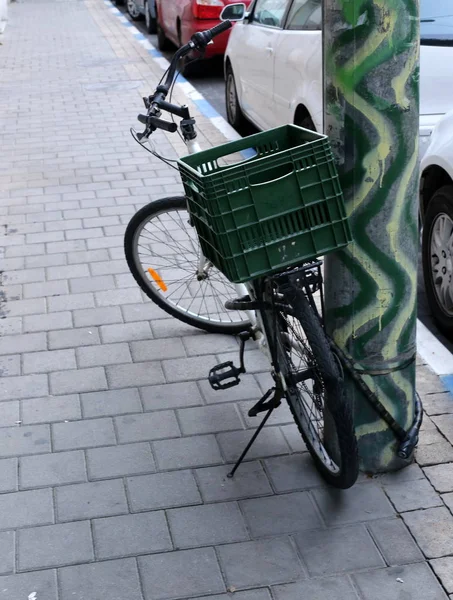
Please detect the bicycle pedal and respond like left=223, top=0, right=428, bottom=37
left=209, top=361, right=243, bottom=391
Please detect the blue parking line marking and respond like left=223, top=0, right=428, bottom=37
left=134, top=33, right=146, bottom=41
left=440, top=375, right=453, bottom=397
left=193, top=99, right=220, bottom=119
left=148, top=48, right=163, bottom=58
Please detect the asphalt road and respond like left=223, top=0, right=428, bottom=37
left=126, top=8, right=453, bottom=355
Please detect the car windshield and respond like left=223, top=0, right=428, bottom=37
left=421, top=0, right=453, bottom=45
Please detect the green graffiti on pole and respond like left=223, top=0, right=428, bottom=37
left=323, top=0, right=420, bottom=472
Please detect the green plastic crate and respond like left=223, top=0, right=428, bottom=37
left=178, top=124, right=351, bottom=283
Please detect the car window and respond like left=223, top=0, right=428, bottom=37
left=420, top=0, right=453, bottom=45
left=252, top=0, right=291, bottom=28
left=285, top=0, right=321, bottom=30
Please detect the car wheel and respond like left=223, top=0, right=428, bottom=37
left=126, top=0, right=141, bottom=20
left=225, top=65, right=246, bottom=132
left=145, top=0, right=157, bottom=33
left=157, top=13, right=171, bottom=50
left=422, top=185, right=453, bottom=339
left=295, top=114, right=316, bottom=131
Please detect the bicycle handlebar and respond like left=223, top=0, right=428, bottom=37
left=136, top=20, right=232, bottom=137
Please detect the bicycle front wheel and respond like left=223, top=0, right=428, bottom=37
left=124, top=196, right=251, bottom=334
left=262, top=279, right=358, bottom=489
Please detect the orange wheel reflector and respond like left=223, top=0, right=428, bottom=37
left=147, top=268, right=168, bottom=292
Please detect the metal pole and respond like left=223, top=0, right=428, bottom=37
left=323, top=0, right=420, bottom=472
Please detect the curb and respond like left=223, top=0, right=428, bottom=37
left=102, top=0, right=453, bottom=389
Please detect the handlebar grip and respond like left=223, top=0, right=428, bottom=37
left=148, top=116, right=178, bottom=133
left=209, top=20, right=232, bottom=38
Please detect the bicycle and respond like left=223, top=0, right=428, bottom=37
left=124, top=21, right=359, bottom=488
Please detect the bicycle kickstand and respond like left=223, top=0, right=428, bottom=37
left=227, top=385, right=283, bottom=478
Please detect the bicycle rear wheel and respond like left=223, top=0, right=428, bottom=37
left=262, top=278, right=358, bottom=489
left=124, top=196, right=251, bottom=334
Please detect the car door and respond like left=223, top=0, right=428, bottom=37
left=237, top=0, right=292, bottom=130
left=272, top=0, right=323, bottom=130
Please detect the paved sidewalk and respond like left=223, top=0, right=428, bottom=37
left=1, top=1, right=453, bottom=599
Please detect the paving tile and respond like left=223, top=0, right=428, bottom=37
left=19, top=450, right=86, bottom=489
left=0, top=355, right=20, bottom=377
left=0, top=570, right=58, bottom=600
left=73, top=306, right=123, bottom=328
left=115, top=411, right=180, bottom=443
left=241, top=491, right=322, bottom=537
left=312, top=483, right=395, bottom=525
left=154, top=434, right=223, bottom=470
left=384, top=476, right=443, bottom=511
left=59, top=559, right=142, bottom=600
left=194, top=592, right=272, bottom=600
left=23, top=279, right=68, bottom=299
left=48, top=327, right=101, bottom=350
left=0, top=316, right=22, bottom=336
left=140, top=381, right=204, bottom=410
left=183, top=334, right=239, bottom=356
left=52, top=418, right=116, bottom=451
left=218, top=427, right=289, bottom=462
left=443, top=491, right=453, bottom=512
left=416, top=440, right=453, bottom=466
left=1, top=299, right=46, bottom=318
left=367, top=518, right=424, bottom=566
left=195, top=462, right=272, bottom=502
left=87, top=443, right=155, bottom=480
left=218, top=538, right=303, bottom=588
left=23, top=349, right=76, bottom=374
left=106, top=361, right=165, bottom=388
left=50, top=367, right=107, bottom=395
left=432, top=415, right=453, bottom=445
left=0, top=401, right=20, bottom=428
left=0, top=532, right=14, bottom=575
left=138, top=548, right=225, bottom=600
left=422, top=393, right=453, bottom=416
left=100, top=321, right=152, bottom=344
left=430, top=557, right=453, bottom=594
left=121, top=301, right=167, bottom=322
left=93, top=512, right=172, bottom=559
left=152, top=318, right=207, bottom=339
left=127, top=471, right=201, bottom=511
left=295, top=524, right=384, bottom=576
left=0, top=489, right=53, bottom=530
left=403, top=507, right=453, bottom=558
left=95, top=288, right=142, bottom=307
left=163, top=356, right=217, bottom=383
left=48, top=293, right=95, bottom=313
left=177, top=404, right=243, bottom=436
left=424, top=463, right=453, bottom=493
left=273, top=578, right=359, bottom=600
left=0, top=459, right=18, bottom=493
left=131, top=338, right=186, bottom=362
left=23, top=311, right=73, bottom=334
left=168, top=502, right=249, bottom=549
left=0, top=373, right=48, bottom=401
left=17, top=521, right=93, bottom=570
left=81, top=388, right=142, bottom=418
left=76, top=342, right=132, bottom=368
left=21, top=394, right=81, bottom=424
left=352, top=562, right=448, bottom=600
left=56, top=480, right=128, bottom=522
left=264, top=453, right=325, bottom=492
left=0, top=424, right=50, bottom=458
left=375, top=463, right=425, bottom=484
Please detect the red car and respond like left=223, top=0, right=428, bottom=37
left=155, top=0, right=251, bottom=59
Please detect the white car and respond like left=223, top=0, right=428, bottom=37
left=223, top=0, right=453, bottom=145
left=421, top=110, right=453, bottom=339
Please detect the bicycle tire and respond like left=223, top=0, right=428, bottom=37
left=124, top=196, right=251, bottom=334
left=262, top=279, right=358, bottom=489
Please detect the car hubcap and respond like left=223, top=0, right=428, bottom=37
left=127, top=0, right=139, bottom=17
left=227, top=75, right=237, bottom=121
left=431, top=213, right=453, bottom=315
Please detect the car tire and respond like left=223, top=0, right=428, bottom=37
left=126, top=0, right=141, bottom=20
left=295, top=114, right=316, bottom=131
left=422, top=185, right=453, bottom=339
left=157, top=13, right=171, bottom=51
left=144, top=0, right=157, bottom=34
left=225, top=65, right=246, bottom=132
